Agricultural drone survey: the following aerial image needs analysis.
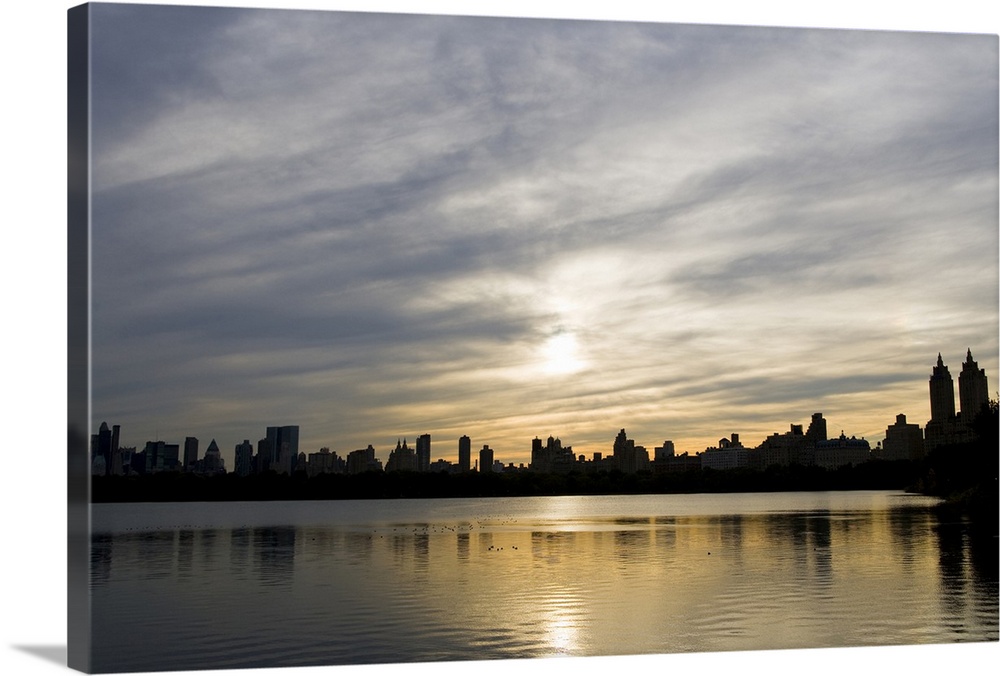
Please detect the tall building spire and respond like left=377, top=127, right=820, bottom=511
left=959, top=348, right=989, bottom=421
left=929, top=353, right=956, bottom=422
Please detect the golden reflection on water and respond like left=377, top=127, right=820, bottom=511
left=535, top=586, right=584, bottom=655
left=89, top=493, right=997, bottom=672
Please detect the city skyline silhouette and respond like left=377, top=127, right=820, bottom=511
left=91, top=348, right=993, bottom=476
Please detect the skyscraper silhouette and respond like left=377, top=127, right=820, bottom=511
left=806, top=413, right=827, bottom=443
left=612, top=429, right=648, bottom=473
left=458, top=435, right=471, bottom=472
left=234, top=440, right=254, bottom=477
left=183, top=436, right=199, bottom=469
left=928, top=353, right=957, bottom=423
left=882, top=414, right=924, bottom=461
left=958, top=349, right=989, bottom=422
left=91, top=422, right=113, bottom=476
left=111, top=424, right=121, bottom=474
left=479, top=445, right=494, bottom=473
left=266, top=426, right=300, bottom=474
left=416, top=434, right=431, bottom=472
left=203, top=439, right=224, bottom=473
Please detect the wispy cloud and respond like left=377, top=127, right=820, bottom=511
left=88, top=6, right=998, bottom=465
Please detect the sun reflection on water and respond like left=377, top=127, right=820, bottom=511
left=537, top=587, right=585, bottom=655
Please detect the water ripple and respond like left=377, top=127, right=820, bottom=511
left=89, top=493, right=998, bottom=671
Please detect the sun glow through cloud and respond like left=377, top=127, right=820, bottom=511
left=85, top=5, right=998, bottom=468
left=541, top=332, right=587, bottom=376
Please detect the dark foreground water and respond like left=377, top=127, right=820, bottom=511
left=89, top=491, right=997, bottom=673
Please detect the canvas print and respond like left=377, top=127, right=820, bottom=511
left=68, top=2, right=999, bottom=674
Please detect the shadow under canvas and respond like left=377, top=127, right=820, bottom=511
left=13, top=645, right=68, bottom=667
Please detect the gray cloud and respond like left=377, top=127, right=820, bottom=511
left=87, top=6, right=998, bottom=464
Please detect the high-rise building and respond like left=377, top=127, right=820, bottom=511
left=91, top=422, right=113, bottom=476
left=91, top=422, right=124, bottom=475
left=203, top=439, right=224, bottom=473
left=806, top=413, right=827, bottom=443
left=385, top=439, right=417, bottom=472
left=346, top=445, right=382, bottom=474
left=529, top=435, right=575, bottom=473
left=307, top=447, right=344, bottom=476
left=530, top=437, right=545, bottom=471
left=652, top=440, right=696, bottom=474
left=926, top=354, right=957, bottom=453
left=959, top=349, right=990, bottom=423
left=754, top=424, right=811, bottom=469
left=114, top=446, right=136, bottom=476
left=256, top=437, right=272, bottom=473
left=881, top=414, right=924, bottom=461
left=929, top=354, right=956, bottom=423
left=266, top=426, right=300, bottom=473
left=183, top=437, right=199, bottom=469
left=653, top=441, right=675, bottom=461
left=479, top=445, right=494, bottom=472
left=612, top=429, right=648, bottom=473
left=142, top=440, right=179, bottom=473
left=111, top=424, right=121, bottom=472
left=276, top=442, right=292, bottom=474
left=416, top=434, right=431, bottom=472
left=700, top=433, right=748, bottom=470
left=458, top=435, right=471, bottom=472
left=234, top=440, right=254, bottom=477
left=142, top=440, right=163, bottom=473
left=163, top=443, right=180, bottom=471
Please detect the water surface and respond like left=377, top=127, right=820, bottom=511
left=89, top=491, right=998, bottom=672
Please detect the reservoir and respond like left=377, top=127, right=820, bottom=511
left=89, top=491, right=997, bottom=672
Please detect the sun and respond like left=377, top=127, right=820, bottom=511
left=541, top=332, right=586, bottom=375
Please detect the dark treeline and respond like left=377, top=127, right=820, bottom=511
left=913, top=400, right=999, bottom=530
left=91, top=458, right=925, bottom=503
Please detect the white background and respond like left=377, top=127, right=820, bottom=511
left=1, top=2, right=997, bottom=676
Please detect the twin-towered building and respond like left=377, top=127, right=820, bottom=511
left=385, top=438, right=418, bottom=472
left=924, top=349, right=991, bottom=453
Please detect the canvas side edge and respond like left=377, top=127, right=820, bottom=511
left=67, top=3, right=92, bottom=673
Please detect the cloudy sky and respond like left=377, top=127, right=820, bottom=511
left=87, top=3, right=998, bottom=468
